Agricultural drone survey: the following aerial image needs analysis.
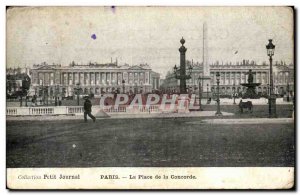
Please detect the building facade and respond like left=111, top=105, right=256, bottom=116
left=161, top=60, right=294, bottom=97
left=29, top=62, right=160, bottom=98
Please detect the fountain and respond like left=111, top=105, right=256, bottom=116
left=240, top=69, right=261, bottom=99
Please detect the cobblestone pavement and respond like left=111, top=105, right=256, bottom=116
left=7, top=117, right=294, bottom=167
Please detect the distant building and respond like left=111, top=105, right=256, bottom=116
left=161, top=60, right=294, bottom=97
left=29, top=61, right=160, bottom=98
left=151, top=71, right=160, bottom=91
left=6, top=67, right=31, bottom=97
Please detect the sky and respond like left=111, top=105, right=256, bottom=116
left=6, top=6, right=294, bottom=78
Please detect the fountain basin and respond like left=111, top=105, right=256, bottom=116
left=240, top=83, right=262, bottom=99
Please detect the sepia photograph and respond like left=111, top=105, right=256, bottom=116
left=6, top=6, right=295, bottom=189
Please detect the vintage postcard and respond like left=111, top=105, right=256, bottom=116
left=6, top=6, right=295, bottom=189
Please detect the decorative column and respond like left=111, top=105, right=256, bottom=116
left=110, top=72, right=112, bottom=85
left=179, top=38, right=188, bottom=93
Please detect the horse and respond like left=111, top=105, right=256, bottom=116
left=239, top=100, right=253, bottom=113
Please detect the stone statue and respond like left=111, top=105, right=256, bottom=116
left=246, top=69, right=254, bottom=84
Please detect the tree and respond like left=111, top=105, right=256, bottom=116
left=20, top=75, right=31, bottom=106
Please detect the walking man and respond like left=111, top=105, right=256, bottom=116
left=83, top=96, right=96, bottom=122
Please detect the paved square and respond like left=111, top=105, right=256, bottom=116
left=7, top=116, right=294, bottom=167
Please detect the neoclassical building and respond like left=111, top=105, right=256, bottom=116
left=161, top=60, right=294, bottom=97
left=30, top=62, right=160, bottom=98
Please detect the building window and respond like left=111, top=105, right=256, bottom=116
left=140, top=73, right=144, bottom=84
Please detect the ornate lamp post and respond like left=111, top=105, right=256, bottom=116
left=266, top=39, right=276, bottom=117
left=173, top=37, right=193, bottom=94
left=215, top=72, right=222, bottom=116
left=206, top=83, right=209, bottom=101
left=74, top=83, right=81, bottom=106
left=233, top=83, right=236, bottom=104
left=198, top=76, right=203, bottom=111
left=287, top=82, right=290, bottom=102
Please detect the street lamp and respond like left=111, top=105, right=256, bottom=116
left=233, top=83, right=236, bottom=104
left=287, top=82, right=290, bottom=102
left=198, top=76, right=203, bottom=111
left=266, top=39, right=276, bottom=117
left=215, top=72, right=222, bottom=116
left=74, top=83, right=81, bottom=106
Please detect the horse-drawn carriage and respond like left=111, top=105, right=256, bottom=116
left=238, top=100, right=253, bottom=113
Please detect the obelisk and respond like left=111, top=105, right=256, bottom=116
left=202, top=22, right=211, bottom=98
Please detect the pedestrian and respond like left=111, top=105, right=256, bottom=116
left=83, top=96, right=96, bottom=122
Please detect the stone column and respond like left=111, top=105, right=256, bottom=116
left=106, top=72, right=109, bottom=85
left=99, top=72, right=101, bottom=84
left=240, top=72, right=243, bottom=83
left=48, top=73, right=51, bottom=85
left=61, top=73, right=63, bottom=86
left=138, top=72, right=141, bottom=86
left=72, top=72, right=74, bottom=85
left=84, top=72, right=86, bottom=85
left=110, top=72, right=112, bottom=85
left=213, top=72, right=216, bottom=85
left=69, top=72, right=72, bottom=85
left=65, top=73, right=68, bottom=86
left=79, top=72, right=82, bottom=85
left=42, top=73, right=45, bottom=85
